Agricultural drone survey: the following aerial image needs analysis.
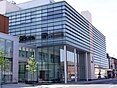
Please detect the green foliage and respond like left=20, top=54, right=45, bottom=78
left=26, top=55, right=38, bottom=81
left=26, top=55, right=38, bottom=74
left=0, top=50, right=9, bottom=71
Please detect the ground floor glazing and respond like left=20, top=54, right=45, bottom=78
left=19, top=45, right=95, bottom=83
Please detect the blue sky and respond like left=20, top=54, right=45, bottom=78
left=12, top=0, right=117, bottom=58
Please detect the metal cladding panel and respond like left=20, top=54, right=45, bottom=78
left=0, top=14, right=9, bottom=34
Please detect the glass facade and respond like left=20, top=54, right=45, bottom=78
left=6, top=2, right=65, bottom=47
left=38, top=46, right=64, bottom=82
left=19, top=47, right=35, bottom=82
left=6, top=1, right=108, bottom=82
left=19, top=62, right=27, bottom=82
left=19, top=47, right=34, bottom=58
left=37, top=46, right=79, bottom=82
left=0, top=37, right=13, bottom=83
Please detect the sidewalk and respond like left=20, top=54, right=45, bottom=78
left=1, top=78, right=117, bottom=88
left=76, top=78, right=116, bottom=84
left=1, top=83, right=34, bottom=88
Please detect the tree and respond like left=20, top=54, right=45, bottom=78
left=26, top=55, right=38, bottom=82
left=0, top=50, right=9, bottom=87
left=0, top=50, right=9, bottom=71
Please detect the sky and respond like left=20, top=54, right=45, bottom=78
left=11, top=0, right=117, bottom=58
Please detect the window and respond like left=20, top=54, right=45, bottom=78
left=0, top=38, right=5, bottom=51
left=19, top=36, right=35, bottom=42
left=6, top=40, right=13, bottom=58
left=41, top=32, right=48, bottom=39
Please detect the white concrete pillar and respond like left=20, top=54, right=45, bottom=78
left=77, top=53, right=79, bottom=80
left=74, top=49, right=77, bottom=82
left=64, top=46, right=67, bottom=83
left=85, top=52, right=88, bottom=81
left=89, top=53, right=95, bottom=80
left=12, top=38, right=19, bottom=83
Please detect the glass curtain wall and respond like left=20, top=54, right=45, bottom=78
left=67, top=51, right=75, bottom=81
left=38, top=46, right=79, bottom=82
left=19, top=47, right=35, bottom=82
left=0, top=38, right=5, bottom=84
left=38, top=46, right=64, bottom=82
left=0, top=38, right=13, bottom=83
left=4, top=40, right=13, bottom=83
left=66, top=47, right=79, bottom=82
left=19, top=62, right=27, bottom=82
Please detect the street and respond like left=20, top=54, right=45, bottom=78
left=2, top=78, right=117, bottom=88
left=89, top=78, right=117, bottom=84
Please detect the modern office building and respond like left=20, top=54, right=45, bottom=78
left=0, top=14, right=19, bottom=83
left=4, top=0, right=108, bottom=83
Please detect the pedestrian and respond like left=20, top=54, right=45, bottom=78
left=98, top=72, right=101, bottom=79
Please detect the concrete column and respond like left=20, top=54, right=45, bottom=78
left=12, top=38, right=19, bottom=83
left=64, top=46, right=67, bottom=83
left=85, top=52, right=88, bottom=81
left=74, top=49, right=77, bottom=82
left=89, top=53, right=95, bottom=80
left=77, top=53, right=79, bottom=80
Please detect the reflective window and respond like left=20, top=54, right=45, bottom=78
left=67, top=51, right=75, bottom=81
left=0, top=38, right=13, bottom=83
left=5, top=40, right=13, bottom=58
left=0, top=38, right=5, bottom=51
left=38, top=46, right=64, bottom=81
